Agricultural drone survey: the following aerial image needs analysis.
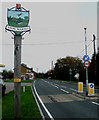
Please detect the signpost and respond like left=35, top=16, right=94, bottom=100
left=5, top=4, right=31, bottom=119
left=69, top=68, right=72, bottom=81
left=84, top=27, right=89, bottom=96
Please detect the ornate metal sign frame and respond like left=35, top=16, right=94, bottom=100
left=5, top=4, right=31, bottom=36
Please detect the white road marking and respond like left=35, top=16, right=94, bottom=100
left=31, top=86, right=45, bottom=120
left=51, top=84, right=54, bottom=86
left=55, top=84, right=59, bottom=86
left=60, top=89, right=69, bottom=94
left=92, top=102, right=99, bottom=106
left=70, top=88, right=78, bottom=92
left=61, top=86, right=66, bottom=88
left=42, top=80, right=58, bottom=89
left=34, top=81, right=54, bottom=120
left=54, top=86, right=59, bottom=88
left=42, top=80, right=49, bottom=84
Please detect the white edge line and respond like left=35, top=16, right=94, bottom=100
left=61, top=89, right=69, bottom=93
left=33, top=81, right=54, bottom=120
left=31, top=85, right=45, bottom=120
left=92, top=102, right=99, bottom=106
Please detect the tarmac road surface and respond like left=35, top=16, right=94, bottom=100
left=33, top=78, right=99, bottom=120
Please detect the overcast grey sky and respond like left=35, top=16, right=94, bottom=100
left=0, top=1, right=97, bottom=73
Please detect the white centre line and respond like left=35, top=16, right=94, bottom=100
left=51, top=84, right=55, bottom=87
left=92, top=102, right=99, bottom=106
left=61, top=86, right=66, bottom=88
left=60, top=89, right=69, bottom=94
left=54, top=86, right=59, bottom=88
left=55, top=84, right=59, bottom=87
left=51, top=84, right=59, bottom=88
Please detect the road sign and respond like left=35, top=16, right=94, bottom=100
left=90, top=84, right=94, bottom=88
left=83, top=55, right=90, bottom=61
left=69, top=68, right=72, bottom=75
left=88, top=83, right=94, bottom=96
left=0, top=64, right=5, bottom=67
left=84, top=61, right=90, bottom=67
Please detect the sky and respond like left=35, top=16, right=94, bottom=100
left=8, top=10, right=29, bottom=19
left=0, top=1, right=98, bottom=73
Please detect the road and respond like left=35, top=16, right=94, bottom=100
left=33, top=78, right=99, bottom=120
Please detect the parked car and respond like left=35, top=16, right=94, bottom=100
left=0, top=79, right=6, bottom=96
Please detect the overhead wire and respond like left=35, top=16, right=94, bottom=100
left=1, top=39, right=97, bottom=60
left=0, top=39, right=92, bottom=46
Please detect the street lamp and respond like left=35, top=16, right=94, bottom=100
left=84, top=27, right=88, bottom=96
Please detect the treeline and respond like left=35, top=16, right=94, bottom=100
left=45, top=56, right=86, bottom=83
left=2, top=70, right=14, bottom=80
left=38, top=49, right=99, bottom=86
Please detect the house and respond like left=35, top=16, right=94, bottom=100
left=21, top=63, right=36, bottom=80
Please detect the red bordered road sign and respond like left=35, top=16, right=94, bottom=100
left=84, top=61, right=90, bottom=67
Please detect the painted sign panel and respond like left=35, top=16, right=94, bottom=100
left=83, top=55, right=90, bottom=61
left=7, top=9, right=29, bottom=35
left=84, top=61, right=90, bottom=67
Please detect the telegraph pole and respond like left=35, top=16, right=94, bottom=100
left=51, top=61, right=54, bottom=70
left=93, top=34, right=96, bottom=83
left=14, top=35, right=22, bottom=119
left=84, top=27, right=88, bottom=96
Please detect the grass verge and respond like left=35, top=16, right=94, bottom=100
left=4, top=79, right=33, bottom=83
left=2, top=86, right=42, bottom=120
left=52, top=79, right=78, bottom=84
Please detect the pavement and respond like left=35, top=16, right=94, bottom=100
left=49, top=79, right=99, bottom=100
left=5, top=82, right=32, bottom=94
left=72, top=92, right=99, bottom=100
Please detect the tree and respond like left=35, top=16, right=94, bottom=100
left=96, top=47, right=99, bottom=85
left=2, top=69, right=8, bottom=80
left=53, top=56, right=85, bottom=82
left=2, top=69, right=14, bottom=80
left=88, top=47, right=99, bottom=85
left=7, top=70, right=14, bottom=79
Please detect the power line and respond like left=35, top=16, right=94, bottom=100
left=77, top=41, right=93, bottom=55
left=0, top=39, right=92, bottom=46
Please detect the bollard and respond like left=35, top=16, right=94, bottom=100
left=23, top=86, right=25, bottom=93
left=88, top=83, right=94, bottom=96
left=78, top=82, right=83, bottom=93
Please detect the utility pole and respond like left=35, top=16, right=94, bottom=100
left=51, top=61, right=54, bottom=70
left=37, top=68, right=38, bottom=73
left=93, top=34, right=96, bottom=83
left=84, top=27, right=88, bottom=96
left=14, top=35, right=22, bottom=119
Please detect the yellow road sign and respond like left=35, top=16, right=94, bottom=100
left=0, top=64, right=5, bottom=67
left=14, top=79, right=21, bottom=82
